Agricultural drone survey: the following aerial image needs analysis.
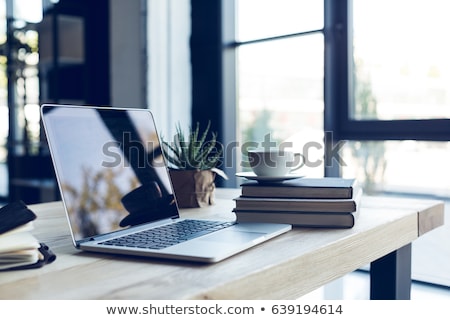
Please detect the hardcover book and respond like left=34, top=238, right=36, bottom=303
left=234, top=187, right=362, bottom=213
left=234, top=209, right=358, bottom=228
left=240, top=177, right=359, bottom=199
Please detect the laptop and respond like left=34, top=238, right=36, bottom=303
left=40, top=104, right=291, bottom=263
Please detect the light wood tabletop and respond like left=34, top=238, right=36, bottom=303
left=0, top=188, right=444, bottom=300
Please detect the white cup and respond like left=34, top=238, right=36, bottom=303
left=247, top=149, right=304, bottom=177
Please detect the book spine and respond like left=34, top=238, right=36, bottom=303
left=234, top=199, right=357, bottom=212
left=235, top=211, right=355, bottom=228
left=241, top=187, right=352, bottom=199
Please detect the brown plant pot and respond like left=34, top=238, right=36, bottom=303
left=169, top=169, right=216, bottom=208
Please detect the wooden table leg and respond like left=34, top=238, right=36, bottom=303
left=370, top=243, right=412, bottom=300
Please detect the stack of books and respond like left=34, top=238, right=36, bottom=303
left=233, top=177, right=363, bottom=228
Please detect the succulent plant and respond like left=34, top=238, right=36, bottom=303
left=161, top=121, right=223, bottom=171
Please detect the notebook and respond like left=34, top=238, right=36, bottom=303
left=40, top=104, right=291, bottom=263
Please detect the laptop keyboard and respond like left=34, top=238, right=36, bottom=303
left=98, top=219, right=235, bottom=250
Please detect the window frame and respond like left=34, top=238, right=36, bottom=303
left=327, top=0, right=450, bottom=142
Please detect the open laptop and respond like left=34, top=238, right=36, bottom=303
left=40, top=104, right=291, bottom=263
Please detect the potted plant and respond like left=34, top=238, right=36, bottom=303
left=161, top=121, right=227, bottom=208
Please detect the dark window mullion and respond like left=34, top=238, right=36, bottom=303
left=324, top=0, right=351, bottom=176
left=191, top=0, right=223, bottom=139
left=324, top=0, right=352, bottom=138
left=340, top=119, right=450, bottom=141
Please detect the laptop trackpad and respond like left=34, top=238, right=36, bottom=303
left=200, top=230, right=265, bottom=244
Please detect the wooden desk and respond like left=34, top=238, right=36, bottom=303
left=0, top=189, right=444, bottom=300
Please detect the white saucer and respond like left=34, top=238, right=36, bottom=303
left=235, top=172, right=304, bottom=183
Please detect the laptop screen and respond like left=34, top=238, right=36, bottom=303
left=41, top=105, right=179, bottom=242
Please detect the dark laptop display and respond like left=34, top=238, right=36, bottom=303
left=41, top=105, right=178, bottom=242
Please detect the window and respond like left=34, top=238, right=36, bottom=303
left=237, top=0, right=323, bottom=41
left=235, top=0, right=325, bottom=178
left=339, top=0, right=450, bottom=196
left=352, top=0, right=450, bottom=121
left=0, top=0, right=41, bottom=202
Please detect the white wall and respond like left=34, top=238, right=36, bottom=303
left=109, top=0, right=191, bottom=139
left=147, top=0, right=192, bottom=140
